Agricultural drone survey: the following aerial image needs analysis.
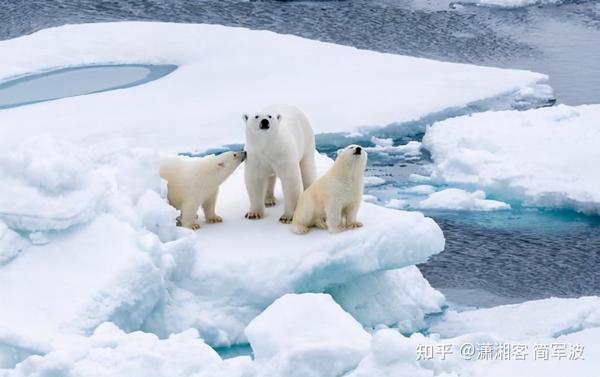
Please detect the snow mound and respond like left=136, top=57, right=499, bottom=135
left=423, top=104, right=600, bottom=214
left=418, top=189, right=511, bottom=211
left=328, top=267, right=445, bottom=333
left=5, top=322, right=254, bottom=377
left=0, top=22, right=550, bottom=152
left=431, top=296, right=600, bottom=340
left=245, top=293, right=371, bottom=377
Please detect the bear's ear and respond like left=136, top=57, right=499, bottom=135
left=242, top=114, right=249, bottom=122
left=276, top=113, right=282, bottom=121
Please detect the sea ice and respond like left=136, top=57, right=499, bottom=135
left=418, top=188, right=511, bottom=211
left=423, top=104, right=600, bottom=214
left=245, top=293, right=371, bottom=377
left=0, top=22, right=551, bottom=152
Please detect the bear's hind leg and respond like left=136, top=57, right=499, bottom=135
left=265, top=175, right=276, bottom=207
left=202, top=189, right=222, bottom=224
left=180, top=201, right=201, bottom=230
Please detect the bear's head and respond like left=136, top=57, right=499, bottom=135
left=334, top=144, right=368, bottom=176
left=212, top=150, right=246, bottom=183
left=242, top=112, right=282, bottom=137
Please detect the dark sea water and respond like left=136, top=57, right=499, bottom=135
left=1, top=0, right=599, bottom=308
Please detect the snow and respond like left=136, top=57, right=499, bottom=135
left=328, top=267, right=445, bottom=333
left=423, top=104, right=600, bottom=214
left=245, top=293, right=371, bottom=377
left=0, top=22, right=550, bottom=153
left=0, top=222, right=26, bottom=265
left=4, top=323, right=254, bottom=377
left=430, top=296, right=600, bottom=340
left=418, top=188, right=511, bottom=211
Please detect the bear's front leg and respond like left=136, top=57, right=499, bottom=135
left=325, top=203, right=345, bottom=233
left=245, top=163, right=268, bottom=220
left=265, top=175, right=277, bottom=207
left=278, top=167, right=303, bottom=224
left=202, top=189, right=222, bottom=224
left=180, top=201, right=201, bottom=230
left=344, top=202, right=363, bottom=229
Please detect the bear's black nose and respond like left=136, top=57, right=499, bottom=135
left=354, top=146, right=362, bottom=155
left=260, top=119, right=270, bottom=130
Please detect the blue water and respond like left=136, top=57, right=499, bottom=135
left=0, top=64, right=177, bottom=110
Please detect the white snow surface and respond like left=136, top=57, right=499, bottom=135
left=418, top=188, right=511, bottom=211
left=0, top=22, right=549, bottom=152
left=423, top=104, right=600, bottom=214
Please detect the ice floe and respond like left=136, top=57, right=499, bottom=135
left=0, top=136, right=445, bottom=360
left=0, top=22, right=551, bottom=152
left=423, top=104, right=600, bottom=214
left=418, top=188, right=511, bottom=211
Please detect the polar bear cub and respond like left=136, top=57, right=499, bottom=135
left=243, top=105, right=317, bottom=223
left=292, top=145, right=367, bottom=234
left=159, top=151, right=246, bottom=230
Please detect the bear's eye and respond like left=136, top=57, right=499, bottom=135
left=255, top=115, right=259, bottom=119
left=268, top=115, right=272, bottom=119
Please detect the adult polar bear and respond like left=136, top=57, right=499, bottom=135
left=243, top=105, right=317, bottom=223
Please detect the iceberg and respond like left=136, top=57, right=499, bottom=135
left=423, top=104, right=600, bottom=214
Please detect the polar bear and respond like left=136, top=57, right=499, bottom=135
left=159, top=151, right=246, bottom=230
left=291, top=145, right=367, bottom=234
left=243, top=105, right=317, bottom=223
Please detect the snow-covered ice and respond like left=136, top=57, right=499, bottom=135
left=430, top=296, right=600, bottom=340
left=245, top=293, right=371, bottom=377
left=3, top=323, right=254, bottom=377
left=423, top=104, right=600, bottom=214
left=418, top=189, right=511, bottom=211
left=0, top=22, right=551, bottom=152
left=328, top=267, right=445, bottom=333
left=0, top=135, right=445, bottom=361
left=143, top=153, right=445, bottom=346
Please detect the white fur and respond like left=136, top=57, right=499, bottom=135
left=292, top=145, right=367, bottom=234
left=243, top=105, right=317, bottom=223
left=159, top=151, right=245, bottom=229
